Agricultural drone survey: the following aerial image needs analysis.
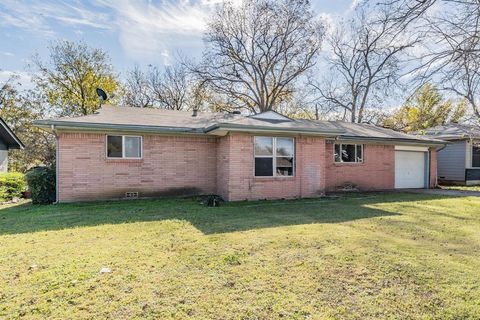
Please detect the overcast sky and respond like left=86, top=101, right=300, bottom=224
left=0, top=0, right=355, bottom=88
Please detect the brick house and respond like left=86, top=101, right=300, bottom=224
left=35, top=105, right=444, bottom=202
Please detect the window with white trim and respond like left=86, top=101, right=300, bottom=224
left=254, top=137, right=294, bottom=176
left=107, top=135, right=142, bottom=159
left=334, top=143, right=363, bottom=163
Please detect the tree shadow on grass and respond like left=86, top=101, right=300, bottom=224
left=0, top=193, right=464, bottom=236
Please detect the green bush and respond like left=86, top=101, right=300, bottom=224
left=0, top=172, right=26, bottom=201
left=25, top=166, right=56, bottom=204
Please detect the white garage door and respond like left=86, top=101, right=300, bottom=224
left=395, top=151, right=426, bottom=189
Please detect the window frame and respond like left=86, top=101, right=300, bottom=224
left=472, top=143, right=480, bottom=168
left=334, top=143, right=364, bottom=163
left=105, top=135, right=143, bottom=159
left=253, top=136, right=295, bottom=177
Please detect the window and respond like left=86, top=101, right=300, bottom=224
left=334, top=143, right=363, bottom=163
left=107, top=135, right=142, bottom=159
left=473, top=145, right=480, bottom=167
left=254, top=137, right=294, bottom=177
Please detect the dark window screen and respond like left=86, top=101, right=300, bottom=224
left=107, top=136, right=123, bottom=158
left=255, top=158, right=273, bottom=176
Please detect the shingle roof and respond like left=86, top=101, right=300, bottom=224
left=415, top=123, right=480, bottom=140
left=41, top=105, right=233, bottom=129
left=206, top=114, right=344, bottom=134
left=35, top=105, right=344, bottom=135
left=323, top=120, right=444, bottom=143
left=34, top=105, right=444, bottom=145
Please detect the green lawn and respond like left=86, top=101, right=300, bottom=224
left=441, top=185, right=480, bottom=192
left=1, top=194, right=479, bottom=319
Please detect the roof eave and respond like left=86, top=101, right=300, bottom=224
left=34, top=120, right=446, bottom=146
left=426, top=135, right=480, bottom=141
left=204, top=124, right=345, bottom=136
left=334, top=135, right=446, bottom=146
left=34, top=120, right=205, bottom=135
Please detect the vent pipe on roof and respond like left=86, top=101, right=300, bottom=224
left=192, top=108, right=198, bottom=117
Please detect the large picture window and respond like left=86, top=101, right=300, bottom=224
left=334, top=143, right=363, bottom=163
left=254, top=137, right=294, bottom=177
left=107, top=135, right=142, bottom=159
left=473, top=145, right=480, bottom=167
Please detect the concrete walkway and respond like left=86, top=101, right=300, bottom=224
left=402, top=188, right=480, bottom=197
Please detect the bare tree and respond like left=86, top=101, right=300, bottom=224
left=379, top=0, right=480, bottom=119
left=123, top=65, right=154, bottom=108
left=123, top=63, right=202, bottom=111
left=413, top=1, right=480, bottom=118
left=150, top=64, right=191, bottom=110
left=193, top=0, right=324, bottom=113
left=312, top=5, right=421, bottom=123
left=378, top=0, right=435, bottom=26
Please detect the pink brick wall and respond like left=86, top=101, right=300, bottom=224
left=57, top=133, right=217, bottom=202
left=324, top=142, right=395, bottom=191
left=216, top=135, right=230, bottom=199
left=57, top=132, right=435, bottom=202
left=217, top=134, right=326, bottom=201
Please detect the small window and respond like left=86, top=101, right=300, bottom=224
left=473, top=145, right=480, bottom=167
left=334, top=143, right=363, bottom=163
left=107, top=135, right=142, bottom=159
left=107, top=136, right=122, bottom=158
left=254, top=137, right=294, bottom=177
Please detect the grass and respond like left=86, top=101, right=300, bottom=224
left=0, top=193, right=479, bottom=319
left=440, top=185, right=480, bottom=192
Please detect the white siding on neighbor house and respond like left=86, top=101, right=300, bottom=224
left=437, top=140, right=466, bottom=181
left=0, top=141, right=7, bottom=172
left=0, top=150, right=7, bottom=172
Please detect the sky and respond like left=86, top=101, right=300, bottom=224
left=0, top=0, right=355, bottom=89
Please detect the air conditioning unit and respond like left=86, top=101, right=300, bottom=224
left=125, top=192, right=139, bottom=199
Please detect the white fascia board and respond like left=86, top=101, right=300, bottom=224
left=394, top=145, right=429, bottom=152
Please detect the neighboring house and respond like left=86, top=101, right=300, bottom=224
left=419, top=123, right=480, bottom=185
left=34, top=105, right=443, bottom=202
left=0, top=118, right=24, bottom=172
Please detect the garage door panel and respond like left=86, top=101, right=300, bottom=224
left=395, top=151, right=425, bottom=189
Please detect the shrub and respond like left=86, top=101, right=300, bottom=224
left=205, top=195, right=224, bottom=207
left=0, top=172, right=26, bottom=201
left=25, top=166, right=56, bottom=204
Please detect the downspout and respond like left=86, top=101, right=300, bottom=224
left=51, top=124, right=59, bottom=204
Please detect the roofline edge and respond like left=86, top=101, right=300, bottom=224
left=0, top=118, right=25, bottom=149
